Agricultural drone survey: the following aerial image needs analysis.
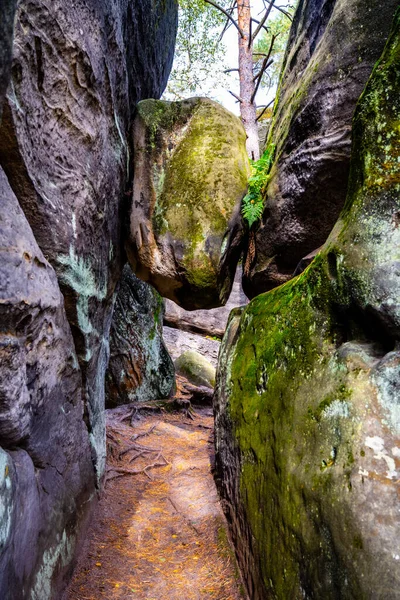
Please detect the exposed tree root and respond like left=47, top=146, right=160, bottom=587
left=106, top=451, right=170, bottom=483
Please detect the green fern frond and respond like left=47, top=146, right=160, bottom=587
left=241, top=143, right=275, bottom=227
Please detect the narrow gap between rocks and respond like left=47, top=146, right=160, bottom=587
left=64, top=397, right=245, bottom=600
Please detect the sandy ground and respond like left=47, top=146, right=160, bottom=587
left=64, top=407, right=245, bottom=600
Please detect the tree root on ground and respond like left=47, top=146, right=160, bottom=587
left=105, top=423, right=171, bottom=485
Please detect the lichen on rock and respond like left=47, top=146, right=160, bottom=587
left=105, top=265, right=175, bottom=407
left=127, top=97, right=250, bottom=310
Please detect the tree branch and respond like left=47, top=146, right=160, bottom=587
left=218, top=0, right=237, bottom=42
left=204, top=0, right=244, bottom=37
left=253, top=58, right=273, bottom=83
left=273, top=5, right=293, bottom=20
left=229, top=90, right=243, bottom=103
left=251, top=33, right=277, bottom=103
left=251, top=18, right=269, bottom=36
left=251, top=59, right=273, bottom=102
left=252, top=0, right=275, bottom=41
left=256, top=98, right=275, bottom=121
left=224, top=68, right=239, bottom=73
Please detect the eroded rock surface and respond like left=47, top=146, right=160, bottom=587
left=244, top=0, right=399, bottom=297
left=0, top=167, right=95, bottom=599
left=0, top=0, right=177, bottom=597
left=0, top=0, right=16, bottom=119
left=164, top=267, right=248, bottom=338
left=215, top=12, right=400, bottom=599
left=0, top=0, right=177, bottom=480
left=175, top=350, right=216, bottom=389
left=106, top=265, right=174, bottom=407
left=127, top=98, right=250, bottom=310
left=163, top=327, right=221, bottom=368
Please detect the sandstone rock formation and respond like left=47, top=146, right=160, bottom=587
left=0, top=0, right=177, bottom=481
left=0, top=0, right=177, bottom=596
left=163, top=326, right=221, bottom=368
left=105, top=265, right=174, bottom=407
left=215, top=12, right=400, bottom=598
left=0, top=0, right=16, bottom=119
left=243, top=0, right=399, bottom=297
left=164, top=267, right=249, bottom=338
left=0, top=167, right=95, bottom=598
left=175, top=350, right=216, bottom=389
left=127, top=98, right=250, bottom=310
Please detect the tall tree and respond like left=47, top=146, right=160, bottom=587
left=204, top=0, right=293, bottom=159
left=165, top=0, right=294, bottom=159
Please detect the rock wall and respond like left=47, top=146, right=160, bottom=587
left=105, top=265, right=175, bottom=407
left=244, top=0, right=399, bottom=297
left=0, top=0, right=177, bottom=597
left=215, top=10, right=400, bottom=599
left=0, top=0, right=177, bottom=481
left=0, top=0, right=16, bottom=119
left=0, top=167, right=95, bottom=599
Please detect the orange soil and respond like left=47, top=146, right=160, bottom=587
left=64, top=408, right=245, bottom=600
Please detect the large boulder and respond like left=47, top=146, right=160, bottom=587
left=126, top=98, right=250, bottom=310
left=215, top=12, right=400, bottom=599
left=0, top=0, right=17, bottom=119
left=105, top=265, right=175, bottom=407
left=0, top=0, right=177, bottom=480
left=243, top=0, right=399, bottom=297
left=0, top=167, right=95, bottom=599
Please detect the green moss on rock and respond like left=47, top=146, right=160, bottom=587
left=128, top=98, right=250, bottom=310
left=215, top=11, right=400, bottom=598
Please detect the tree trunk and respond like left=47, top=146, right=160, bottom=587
left=237, top=0, right=259, bottom=160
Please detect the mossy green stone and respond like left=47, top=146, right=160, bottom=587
left=175, top=350, right=216, bottom=389
left=215, top=11, right=400, bottom=599
left=128, top=98, right=250, bottom=310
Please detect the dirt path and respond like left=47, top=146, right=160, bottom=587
left=65, top=408, right=244, bottom=600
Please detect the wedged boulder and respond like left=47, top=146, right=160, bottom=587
left=105, top=265, right=175, bottom=407
left=0, top=167, right=95, bottom=599
left=164, top=267, right=249, bottom=338
left=0, top=0, right=17, bottom=119
left=175, top=350, right=216, bottom=389
left=0, top=0, right=177, bottom=479
left=127, top=98, right=250, bottom=310
left=215, top=13, right=400, bottom=599
left=243, top=0, right=399, bottom=297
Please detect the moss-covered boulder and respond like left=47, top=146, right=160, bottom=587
left=244, top=0, right=399, bottom=297
left=127, top=98, right=250, bottom=310
left=106, top=265, right=174, bottom=407
left=175, top=350, right=216, bottom=389
left=215, top=12, right=400, bottom=599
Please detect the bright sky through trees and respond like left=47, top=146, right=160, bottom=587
left=164, top=0, right=291, bottom=115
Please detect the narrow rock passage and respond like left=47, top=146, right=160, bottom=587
left=65, top=408, right=244, bottom=600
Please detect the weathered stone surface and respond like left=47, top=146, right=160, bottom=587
left=164, top=267, right=249, bottom=338
left=0, top=0, right=16, bottom=119
left=105, top=265, right=174, bottom=407
left=215, top=13, right=400, bottom=599
left=0, top=167, right=95, bottom=599
left=0, top=0, right=177, bottom=479
left=244, top=0, right=399, bottom=297
left=175, top=351, right=216, bottom=389
left=163, top=326, right=221, bottom=368
left=127, top=98, right=250, bottom=310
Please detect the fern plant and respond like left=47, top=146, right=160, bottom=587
left=241, top=144, right=275, bottom=227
